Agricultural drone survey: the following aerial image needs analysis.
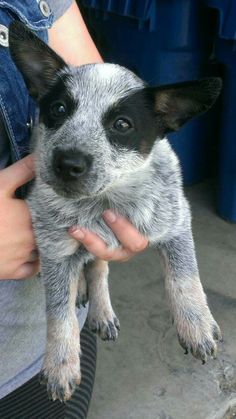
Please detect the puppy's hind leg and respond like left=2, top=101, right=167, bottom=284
left=85, top=259, right=120, bottom=341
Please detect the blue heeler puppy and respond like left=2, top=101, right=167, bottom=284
left=9, top=22, right=222, bottom=402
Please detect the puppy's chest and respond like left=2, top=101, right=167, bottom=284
left=31, top=169, right=183, bottom=257
left=61, top=197, right=149, bottom=248
left=56, top=188, right=175, bottom=247
left=40, top=193, right=155, bottom=249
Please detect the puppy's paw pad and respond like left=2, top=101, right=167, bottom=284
left=89, top=315, right=120, bottom=341
left=177, top=317, right=221, bottom=363
left=178, top=333, right=217, bottom=363
left=39, top=360, right=81, bottom=402
left=192, top=339, right=217, bottom=363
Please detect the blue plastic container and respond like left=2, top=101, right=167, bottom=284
left=80, top=0, right=218, bottom=184
left=216, top=41, right=236, bottom=221
left=206, top=0, right=236, bottom=221
left=207, top=0, right=236, bottom=40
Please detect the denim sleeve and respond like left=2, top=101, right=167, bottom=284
left=47, top=0, right=73, bottom=21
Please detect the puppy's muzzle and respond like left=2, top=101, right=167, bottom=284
left=52, top=148, right=92, bottom=182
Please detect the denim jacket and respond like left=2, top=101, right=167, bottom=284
left=0, top=0, right=54, bottom=164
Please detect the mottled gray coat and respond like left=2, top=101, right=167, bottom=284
left=9, top=22, right=222, bottom=402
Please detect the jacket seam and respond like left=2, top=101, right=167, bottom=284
left=0, top=2, right=53, bottom=29
left=0, top=94, right=20, bottom=161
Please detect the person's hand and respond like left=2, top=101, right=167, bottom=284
left=0, top=155, right=39, bottom=280
left=69, top=210, right=148, bottom=262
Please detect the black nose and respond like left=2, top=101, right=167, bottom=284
left=53, top=148, right=92, bottom=181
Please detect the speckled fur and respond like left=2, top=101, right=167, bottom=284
left=27, top=69, right=221, bottom=398
left=9, top=23, right=222, bottom=402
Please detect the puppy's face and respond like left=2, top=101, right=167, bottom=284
left=37, top=64, right=156, bottom=198
left=9, top=22, right=222, bottom=199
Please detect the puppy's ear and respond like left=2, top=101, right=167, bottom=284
left=148, top=78, right=222, bottom=134
left=9, top=21, right=66, bottom=100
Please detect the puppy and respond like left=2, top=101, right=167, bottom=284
left=9, top=22, right=222, bottom=402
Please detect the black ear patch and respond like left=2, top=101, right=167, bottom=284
left=147, top=78, right=222, bottom=134
left=9, top=21, right=66, bottom=100
left=102, top=78, right=221, bottom=155
left=102, top=89, right=158, bottom=154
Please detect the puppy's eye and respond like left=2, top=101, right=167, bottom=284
left=113, top=118, right=132, bottom=132
left=50, top=102, right=66, bottom=118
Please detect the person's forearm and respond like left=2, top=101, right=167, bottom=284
left=48, top=1, right=103, bottom=66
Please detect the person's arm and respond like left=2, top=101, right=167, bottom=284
left=48, top=1, right=102, bottom=66
left=49, top=1, right=148, bottom=261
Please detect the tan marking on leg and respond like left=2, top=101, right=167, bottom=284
left=165, top=274, right=221, bottom=360
left=43, top=279, right=81, bottom=401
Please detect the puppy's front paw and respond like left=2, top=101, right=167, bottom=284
left=40, top=353, right=81, bottom=402
left=176, top=312, right=222, bottom=364
left=88, top=308, right=120, bottom=341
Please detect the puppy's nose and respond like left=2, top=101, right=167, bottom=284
left=53, top=148, right=91, bottom=181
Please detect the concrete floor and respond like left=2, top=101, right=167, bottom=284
left=87, top=181, right=236, bottom=419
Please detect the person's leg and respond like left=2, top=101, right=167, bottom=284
left=0, top=322, right=96, bottom=419
left=0, top=373, right=65, bottom=418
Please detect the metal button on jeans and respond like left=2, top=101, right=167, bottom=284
left=27, top=117, right=34, bottom=134
left=39, top=0, right=51, bottom=17
left=0, top=25, right=8, bottom=47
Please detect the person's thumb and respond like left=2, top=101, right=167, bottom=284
left=0, top=154, right=35, bottom=196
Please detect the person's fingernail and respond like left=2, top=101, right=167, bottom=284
left=69, top=226, right=85, bottom=239
left=103, top=210, right=117, bottom=223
